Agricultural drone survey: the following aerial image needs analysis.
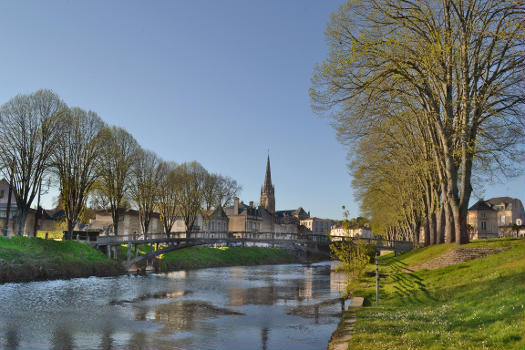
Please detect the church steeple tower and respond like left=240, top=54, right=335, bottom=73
left=260, top=155, right=275, bottom=214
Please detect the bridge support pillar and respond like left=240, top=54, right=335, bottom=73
left=106, top=244, right=110, bottom=258
left=127, top=241, right=131, bottom=262
left=134, top=244, right=138, bottom=258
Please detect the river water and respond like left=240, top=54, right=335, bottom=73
left=0, top=262, right=346, bottom=350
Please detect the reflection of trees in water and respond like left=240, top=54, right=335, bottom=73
left=228, top=279, right=326, bottom=307
left=330, top=270, right=346, bottom=294
left=151, top=301, right=224, bottom=339
left=51, top=325, right=74, bottom=350
left=128, top=331, right=148, bottom=350
left=261, top=327, right=269, bottom=350
left=99, top=323, right=114, bottom=350
left=5, top=324, right=20, bottom=350
left=229, top=287, right=277, bottom=306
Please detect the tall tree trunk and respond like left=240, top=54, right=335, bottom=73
left=444, top=201, right=455, bottom=243
left=423, top=184, right=432, bottom=246
left=33, top=180, right=42, bottom=237
left=412, top=215, right=421, bottom=247
left=451, top=201, right=464, bottom=244
left=429, top=213, right=437, bottom=245
left=112, top=209, right=119, bottom=236
left=16, top=206, right=28, bottom=236
left=423, top=217, right=430, bottom=247
left=458, top=145, right=473, bottom=244
left=3, top=169, right=14, bottom=236
left=67, top=220, right=75, bottom=240
left=436, top=204, right=444, bottom=244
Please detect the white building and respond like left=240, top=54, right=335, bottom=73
left=330, top=224, right=374, bottom=239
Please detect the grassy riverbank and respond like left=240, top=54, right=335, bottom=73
left=0, top=236, right=123, bottom=283
left=158, top=246, right=299, bottom=271
left=337, top=238, right=524, bottom=350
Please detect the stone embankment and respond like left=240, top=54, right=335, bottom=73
left=327, top=297, right=364, bottom=350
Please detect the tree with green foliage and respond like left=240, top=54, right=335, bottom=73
left=330, top=207, right=375, bottom=298
left=312, top=0, right=524, bottom=244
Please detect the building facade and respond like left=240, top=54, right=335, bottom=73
left=90, top=209, right=162, bottom=236
left=330, top=224, right=374, bottom=239
left=467, top=197, right=525, bottom=239
left=300, top=217, right=332, bottom=236
left=224, top=197, right=262, bottom=233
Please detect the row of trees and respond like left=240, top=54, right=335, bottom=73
left=311, top=0, right=524, bottom=245
left=0, top=90, right=241, bottom=237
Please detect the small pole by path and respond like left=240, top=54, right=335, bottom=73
left=376, top=250, right=380, bottom=306
left=127, top=239, right=131, bottom=263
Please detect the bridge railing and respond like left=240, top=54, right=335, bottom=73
left=95, top=231, right=413, bottom=252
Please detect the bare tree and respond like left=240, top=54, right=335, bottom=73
left=51, top=107, right=105, bottom=239
left=0, top=90, right=65, bottom=235
left=215, top=175, right=242, bottom=208
left=156, top=161, right=180, bottom=236
left=202, top=173, right=219, bottom=212
left=130, top=148, right=161, bottom=237
left=177, top=161, right=207, bottom=236
left=93, top=126, right=139, bottom=235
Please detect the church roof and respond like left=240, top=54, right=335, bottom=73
left=275, top=207, right=308, bottom=217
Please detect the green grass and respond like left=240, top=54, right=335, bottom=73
left=0, top=236, right=122, bottom=282
left=343, top=238, right=525, bottom=350
left=115, top=244, right=155, bottom=261
left=159, top=246, right=298, bottom=270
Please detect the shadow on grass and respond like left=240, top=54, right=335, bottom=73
left=381, top=255, right=437, bottom=305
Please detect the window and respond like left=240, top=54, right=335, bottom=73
left=0, top=190, right=4, bottom=199
left=481, top=221, right=487, bottom=231
left=517, top=219, right=522, bottom=226
left=500, top=215, right=505, bottom=225
left=481, top=213, right=486, bottom=219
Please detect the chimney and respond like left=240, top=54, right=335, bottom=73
left=234, top=197, right=239, bottom=214
left=249, top=201, right=254, bottom=208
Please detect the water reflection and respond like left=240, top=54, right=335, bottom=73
left=0, top=262, right=344, bottom=350
left=5, top=325, right=19, bottom=350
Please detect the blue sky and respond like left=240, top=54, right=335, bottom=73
left=1, top=1, right=523, bottom=219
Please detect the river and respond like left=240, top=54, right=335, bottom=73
left=0, top=262, right=346, bottom=350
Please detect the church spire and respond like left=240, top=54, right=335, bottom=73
left=263, top=154, right=272, bottom=191
left=260, top=154, right=275, bottom=214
